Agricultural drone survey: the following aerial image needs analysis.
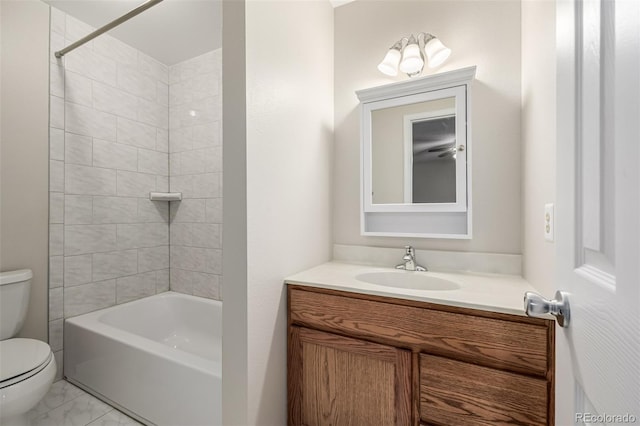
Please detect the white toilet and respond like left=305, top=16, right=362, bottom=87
left=0, top=270, right=56, bottom=426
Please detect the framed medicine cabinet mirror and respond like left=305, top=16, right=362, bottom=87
left=357, top=66, right=476, bottom=238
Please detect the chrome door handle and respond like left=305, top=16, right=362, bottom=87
left=524, top=290, right=570, bottom=327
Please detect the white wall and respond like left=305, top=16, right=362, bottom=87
left=521, top=0, right=556, bottom=294
left=334, top=0, right=522, bottom=253
left=0, top=0, right=50, bottom=341
left=222, top=0, right=334, bottom=423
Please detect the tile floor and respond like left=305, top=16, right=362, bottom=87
left=27, top=380, right=141, bottom=426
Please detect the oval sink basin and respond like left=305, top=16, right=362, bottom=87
left=355, top=271, right=460, bottom=291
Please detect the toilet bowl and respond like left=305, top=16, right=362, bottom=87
left=0, top=270, right=56, bottom=426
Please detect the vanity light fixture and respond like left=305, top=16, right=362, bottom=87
left=377, top=32, right=451, bottom=78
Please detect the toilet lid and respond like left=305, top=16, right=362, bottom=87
left=0, top=338, right=52, bottom=385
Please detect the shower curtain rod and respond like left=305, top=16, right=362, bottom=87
left=54, top=0, right=164, bottom=58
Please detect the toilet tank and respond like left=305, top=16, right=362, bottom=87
left=0, top=269, right=32, bottom=340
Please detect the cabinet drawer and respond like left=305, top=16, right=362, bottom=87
left=289, top=287, right=549, bottom=376
left=420, top=354, right=548, bottom=426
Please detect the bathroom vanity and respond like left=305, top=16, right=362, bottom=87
left=286, top=263, right=554, bottom=426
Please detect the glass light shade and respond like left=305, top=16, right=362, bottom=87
left=377, top=48, right=401, bottom=76
left=399, top=42, right=424, bottom=75
left=424, top=37, right=451, bottom=68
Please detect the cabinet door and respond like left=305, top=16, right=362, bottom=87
left=289, top=326, right=412, bottom=426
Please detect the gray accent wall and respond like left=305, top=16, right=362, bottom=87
left=0, top=0, right=50, bottom=342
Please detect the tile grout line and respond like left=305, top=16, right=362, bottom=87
left=32, top=382, right=83, bottom=422
left=87, top=406, right=116, bottom=426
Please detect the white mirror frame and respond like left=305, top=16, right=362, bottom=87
left=356, top=66, right=476, bottom=238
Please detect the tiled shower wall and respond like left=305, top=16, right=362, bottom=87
left=48, top=8, right=222, bottom=379
left=168, top=51, right=223, bottom=299
left=48, top=8, right=170, bottom=379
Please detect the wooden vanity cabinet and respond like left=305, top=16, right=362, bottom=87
left=287, top=285, right=555, bottom=426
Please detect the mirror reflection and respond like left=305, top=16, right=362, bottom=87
left=371, top=97, right=457, bottom=204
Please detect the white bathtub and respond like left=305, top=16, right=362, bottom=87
left=64, top=291, right=221, bottom=426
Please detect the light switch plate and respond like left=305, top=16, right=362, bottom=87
left=544, top=203, right=554, bottom=242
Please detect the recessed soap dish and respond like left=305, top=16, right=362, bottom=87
left=149, top=192, right=182, bottom=201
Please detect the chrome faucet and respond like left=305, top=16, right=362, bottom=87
left=395, top=246, right=427, bottom=271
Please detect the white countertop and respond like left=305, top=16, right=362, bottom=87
left=285, top=261, right=540, bottom=317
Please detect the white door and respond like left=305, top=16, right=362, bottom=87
left=553, top=0, right=640, bottom=424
